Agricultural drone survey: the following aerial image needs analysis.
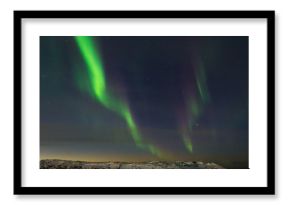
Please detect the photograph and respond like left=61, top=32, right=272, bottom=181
left=40, top=36, right=249, bottom=169
left=14, top=10, right=274, bottom=194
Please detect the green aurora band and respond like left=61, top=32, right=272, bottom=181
left=74, top=36, right=162, bottom=157
left=181, top=128, right=193, bottom=153
left=181, top=60, right=210, bottom=153
left=196, top=61, right=210, bottom=104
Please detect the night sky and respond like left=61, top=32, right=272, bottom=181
left=40, top=36, right=248, bottom=168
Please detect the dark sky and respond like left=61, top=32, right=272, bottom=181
left=40, top=36, right=248, bottom=168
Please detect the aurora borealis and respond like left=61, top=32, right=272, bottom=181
left=40, top=36, right=249, bottom=168
left=74, top=36, right=161, bottom=157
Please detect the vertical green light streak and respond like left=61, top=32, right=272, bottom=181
left=182, top=135, right=193, bottom=153
left=180, top=59, right=210, bottom=153
left=74, top=36, right=161, bottom=157
left=196, top=61, right=210, bottom=104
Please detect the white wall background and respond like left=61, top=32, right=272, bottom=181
left=0, top=0, right=288, bottom=204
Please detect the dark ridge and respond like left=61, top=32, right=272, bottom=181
left=40, top=159, right=224, bottom=169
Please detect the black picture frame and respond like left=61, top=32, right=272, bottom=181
left=14, top=10, right=275, bottom=195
